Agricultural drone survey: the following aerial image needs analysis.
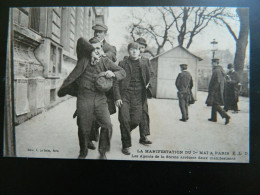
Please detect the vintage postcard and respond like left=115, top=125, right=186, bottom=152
left=4, top=6, right=249, bottom=163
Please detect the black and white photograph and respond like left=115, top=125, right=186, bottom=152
left=4, top=6, right=250, bottom=162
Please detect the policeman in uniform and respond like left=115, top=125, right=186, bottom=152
left=114, top=42, right=151, bottom=155
left=175, top=64, right=193, bottom=122
left=58, top=37, right=126, bottom=159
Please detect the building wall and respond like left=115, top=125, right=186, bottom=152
left=152, top=47, right=199, bottom=99
left=12, top=7, right=108, bottom=125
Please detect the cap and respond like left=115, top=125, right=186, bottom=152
left=227, top=63, right=234, bottom=69
left=136, top=37, right=147, bottom=47
left=89, top=37, right=102, bottom=44
left=92, top=23, right=108, bottom=31
left=127, top=42, right=139, bottom=50
left=180, top=64, right=188, bottom=68
left=95, top=72, right=113, bottom=92
left=212, top=58, right=220, bottom=63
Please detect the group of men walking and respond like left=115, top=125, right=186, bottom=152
left=58, top=23, right=152, bottom=159
left=58, top=22, right=241, bottom=160
left=175, top=58, right=241, bottom=126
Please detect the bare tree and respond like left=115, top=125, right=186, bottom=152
left=128, top=7, right=226, bottom=55
left=128, top=7, right=177, bottom=55
left=165, top=7, right=226, bottom=49
left=214, top=8, right=249, bottom=77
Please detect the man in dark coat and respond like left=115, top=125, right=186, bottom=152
left=87, top=23, right=118, bottom=150
left=58, top=37, right=126, bottom=159
left=114, top=42, right=151, bottom=155
left=136, top=38, right=152, bottom=144
left=224, top=63, right=241, bottom=113
left=175, top=64, right=193, bottom=122
left=206, top=59, right=231, bottom=125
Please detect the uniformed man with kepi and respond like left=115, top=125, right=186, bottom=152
left=175, top=64, right=193, bottom=122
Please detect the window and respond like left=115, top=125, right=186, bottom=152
left=50, top=44, right=57, bottom=75
left=29, top=8, right=40, bottom=32
left=50, top=89, right=56, bottom=103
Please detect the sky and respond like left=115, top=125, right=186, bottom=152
left=106, top=7, right=249, bottom=63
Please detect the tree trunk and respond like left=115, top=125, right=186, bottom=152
left=233, top=8, right=249, bottom=78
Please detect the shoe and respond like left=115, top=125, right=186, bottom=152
left=122, top=148, right=131, bottom=155
left=225, top=116, right=231, bottom=125
left=99, top=152, right=107, bottom=160
left=179, top=119, right=186, bottom=122
left=208, top=118, right=217, bottom=122
left=139, top=138, right=152, bottom=145
left=232, top=111, right=238, bottom=114
left=87, top=141, right=96, bottom=150
left=78, top=151, right=88, bottom=159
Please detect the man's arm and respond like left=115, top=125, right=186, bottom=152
left=104, top=57, right=126, bottom=81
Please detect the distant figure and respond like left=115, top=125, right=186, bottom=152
left=206, top=59, right=231, bottom=125
left=224, top=63, right=241, bottom=113
left=175, top=64, right=193, bottom=122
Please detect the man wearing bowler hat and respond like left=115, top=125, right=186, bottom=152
left=136, top=37, right=152, bottom=144
left=175, top=64, right=193, bottom=122
left=224, top=63, right=241, bottom=113
left=206, top=58, right=231, bottom=125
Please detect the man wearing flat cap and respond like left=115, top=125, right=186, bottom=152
left=224, top=63, right=241, bottom=113
left=87, top=23, right=118, bottom=150
left=206, top=59, right=231, bottom=125
left=175, top=64, right=193, bottom=122
left=58, top=37, right=126, bottom=159
left=114, top=42, right=151, bottom=155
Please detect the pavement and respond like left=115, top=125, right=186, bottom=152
left=15, top=91, right=249, bottom=163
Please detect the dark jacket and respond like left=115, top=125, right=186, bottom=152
left=103, top=40, right=117, bottom=62
left=175, top=71, right=193, bottom=93
left=206, top=65, right=226, bottom=106
left=114, top=57, right=151, bottom=102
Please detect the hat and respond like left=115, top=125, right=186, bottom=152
left=127, top=42, right=139, bottom=50
left=212, top=58, right=219, bottom=63
left=92, top=23, right=108, bottom=31
left=136, top=38, right=147, bottom=47
left=180, top=64, right=188, bottom=68
left=89, top=37, right=102, bottom=44
left=227, top=63, right=234, bottom=69
left=95, top=72, right=113, bottom=92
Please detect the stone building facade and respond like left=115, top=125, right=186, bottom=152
left=12, top=7, right=109, bottom=125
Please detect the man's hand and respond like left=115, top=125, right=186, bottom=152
left=115, top=100, right=123, bottom=108
left=105, top=70, right=115, bottom=78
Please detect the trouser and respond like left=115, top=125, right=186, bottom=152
left=139, top=99, right=150, bottom=139
left=211, top=104, right=230, bottom=121
left=119, top=91, right=144, bottom=148
left=77, top=89, right=112, bottom=154
left=178, top=92, right=189, bottom=120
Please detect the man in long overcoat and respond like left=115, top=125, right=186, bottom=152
left=224, top=63, right=241, bottom=113
left=58, top=37, right=126, bottom=159
left=114, top=42, right=151, bottom=155
left=206, top=59, right=231, bottom=125
left=175, top=64, right=193, bottom=122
